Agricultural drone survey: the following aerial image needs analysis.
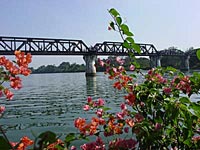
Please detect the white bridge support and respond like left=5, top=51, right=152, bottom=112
left=150, top=56, right=161, bottom=68
left=157, top=56, right=161, bottom=67
left=83, top=55, right=97, bottom=77
left=185, top=55, right=190, bottom=70
left=180, top=55, right=190, bottom=71
left=181, top=55, right=190, bottom=71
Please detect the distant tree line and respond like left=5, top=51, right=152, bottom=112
left=30, top=47, right=200, bottom=73
left=30, top=62, right=86, bottom=73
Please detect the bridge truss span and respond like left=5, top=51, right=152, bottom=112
left=0, top=36, right=89, bottom=55
left=93, top=41, right=158, bottom=56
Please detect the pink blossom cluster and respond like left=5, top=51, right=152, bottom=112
left=147, top=68, right=167, bottom=84
left=80, top=137, right=105, bottom=150
left=109, top=138, right=137, bottom=150
left=171, top=76, right=191, bottom=94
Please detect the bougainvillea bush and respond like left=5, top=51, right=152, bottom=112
left=1, top=8, right=200, bottom=150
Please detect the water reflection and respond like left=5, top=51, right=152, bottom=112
left=86, top=76, right=97, bottom=96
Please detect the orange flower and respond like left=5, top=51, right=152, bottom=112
left=4, top=88, right=14, bottom=100
left=124, top=92, right=136, bottom=106
left=47, top=139, right=64, bottom=150
left=113, top=81, right=122, bottom=90
left=12, top=136, right=34, bottom=150
left=126, top=118, right=135, bottom=127
left=20, top=136, right=34, bottom=147
left=10, top=76, right=22, bottom=90
left=74, top=117, right=86, bottom=129
left=19, top=66, right=32, bottom=76
left=15, top=50, right=32, bottom=67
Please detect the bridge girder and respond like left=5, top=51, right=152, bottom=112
left=185, top=48, right=199, bottom=57
left=159, top=49, right=185, bottom=56
left=0, top=36, right=89, bottom=55
left=93, top=41, right=158, bottom=56
left=0, top=36, right=198, bottom=57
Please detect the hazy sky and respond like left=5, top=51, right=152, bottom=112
left=1, top=0, right=200, bottom=68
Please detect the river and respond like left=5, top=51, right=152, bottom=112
left=0, top=71, right=200, bottom=143
left=0, top=72, right=127, bottom=142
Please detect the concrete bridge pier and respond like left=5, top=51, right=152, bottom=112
left=150, top=56, right=161, bottom=68
left=180, top=55, right=190, bottom=71
left=185, top=55, right=190, bottom=70
left=83, top=55, right=97, bottom=77
left=157, top=56, right=161, bottom=67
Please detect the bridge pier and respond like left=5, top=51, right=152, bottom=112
left=150, top=56, right=161, bottom=68
left=185, top=55, right=190, bottom=70
left=157, top=56, right=161, bottom=67
left=180, top=55, right=190, bottom=71
left=83, top=55, right=97, bottom=77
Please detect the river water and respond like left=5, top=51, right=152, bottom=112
left=0, top=72, right=127, bottom=142
left=0, top=71, right=200, bottom=143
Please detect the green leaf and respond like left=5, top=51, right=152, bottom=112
left=179, top=97, right=191, bottom=105
left=123, top=40, right=132, bottom=49
left=126, top=37, right=135, bottom=44
left=125, top=31, right=134, bottom=36
left=132, top=43, right=141, bottom=54
left=101, top=106, right=111, bottom=111
left=196, top=49, right=200, bottom=60
left=183, top=139, right=192, bottom=147
left=109, top=21, right=115, bottom=30
left=116, top=17, right=122, bottom=25
left=109, top=8, right=119, bottom=17
left=0, top=136, right=12, bottom=150
left=38, top=131, right=57, bottom=144
left=120, top=24, right=129, bottom=34
left=130, top=74, right=137, bottom=78
left=65, top=133, right=76, bottom=143
left=189, top=103, right=200, bottom=117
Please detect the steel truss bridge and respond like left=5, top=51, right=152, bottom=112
left=0, top=36, right=198, bottom=57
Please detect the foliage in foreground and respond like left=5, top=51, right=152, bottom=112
left=0, top=8, right=200, bottom=150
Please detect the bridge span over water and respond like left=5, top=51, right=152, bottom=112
left=0, top=36, right=198, bottom=76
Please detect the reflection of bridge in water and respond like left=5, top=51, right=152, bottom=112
left=0, top=36, right=199, bottom=76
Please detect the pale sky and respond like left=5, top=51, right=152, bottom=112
left=0, top=0, right=200, bottom=68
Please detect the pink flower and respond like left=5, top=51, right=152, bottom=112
left=116, top=112, right=124, bottom=120
left=192, top=136, right=200, bottom=142
left=129, top=64, right=135, bottom=71
left=154, top=123, right=162, bottom=130
left=98, top=58, right=104, bottom=67
left=120, top=103, right=127, bottom=110
left=109, top=138, right=137, bottom=150
left=0, top=106, right=5, bottom=114
left=71, top=145, right=76, bottom=150
left=80, top=137, right=105, bottom=150
left=83, top=105, right=90, bottom=111
left=87, top=96, right=92, bottom=104
left=135, top=113, right=144, bottom=123
left=96, top=109, right=103, bottom=118
left=97, top=98, right=105, bottom=106
left=0, top=90, right=3, bottom=97
left=124, top=127, right=129, bottom=133
left=163, top=87, right=172, bottom=95
left=118, top=66, right=124, bottom=72
left=116, top=57, right=124, bottom=65
left=112, top=67, right=117, bottom=73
